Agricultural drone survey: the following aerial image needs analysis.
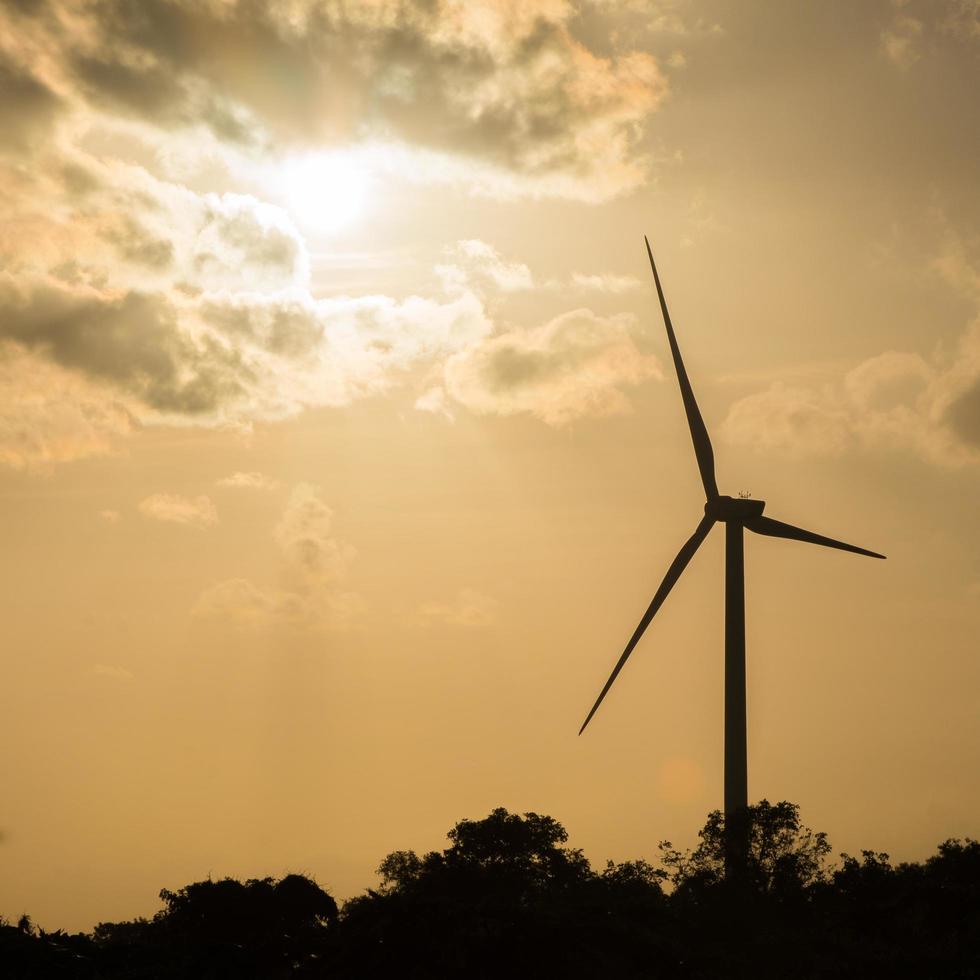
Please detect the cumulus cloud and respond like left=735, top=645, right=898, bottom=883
left=438, top=239, right=535, bottom=293
left=0, top=278, right=250, bottom=418
left=0, top=0, right=673, bottom=470
left=880, top=0, right=980, bottom=68
left=723, top=346, right=980, bottom=467
left=191, top=194, right=310, bottom=292
left=722, top=238, right=980, bottom=467
left=881, top=12, right=925, bottom=68
left=437, top=239, right=642, bottom=297
left=0, top=187, right=656, bottom=461
left=414, top=588, right=499, bottom=628
left=0, top=92, right=653, bottom=467
left=216, top=471, right=280, bottom=491
left=5, top=0, right=668, bottom=202
left=569, top=272, right=642, bottom=293
left=194, top=484, right=362, bottom=630
left=0, top=169, right=498, bottom=447
left=139, top=493, right=218, bottom=527
left=273, top=483, right=356, bottom=585
left=441, top=308, right=661, bottom=425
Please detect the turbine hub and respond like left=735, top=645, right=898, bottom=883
left=705, top=495, right=766, bottom=523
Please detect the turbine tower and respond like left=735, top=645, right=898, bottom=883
left=579, top=237, right=885, bottom=875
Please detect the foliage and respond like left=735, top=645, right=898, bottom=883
left=3, top=809, right=979, bottom=979
left=659, top=799, right=831, bottom=900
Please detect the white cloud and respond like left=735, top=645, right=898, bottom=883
left=194, top=484, right=362, bottom=630
left=415, top=386, right=455, bottom=420
left=722, top=236, right=980, bottom=467
left=273, top=483, right=356, bottom=586
left=438, top=239, right=534, bottom=293
left=722, top=350, right=979, bottom=467
left=881, top=13, right=925, bottom=68
left=139, top=493, right=218, bottom=527
left=414, top=589, right=500, bottom=628
left=569, top=272, right=642, bottom=294
left=0, top=130, right=655, bottom=468
left=880, top=0, right=980, bottom=69
left=216, top=471, right=280, bottom=491
left=2, top=0, right=669, bottom=203
left=442, top=308, right=661, bottom=425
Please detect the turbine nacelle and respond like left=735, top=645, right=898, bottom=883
left=705, top=495, right=766, bottom=523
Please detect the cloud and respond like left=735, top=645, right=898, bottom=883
left=0, top=178, right=496, bottom=448
left=722, top=349, right=980, bottom=467
left=0, top=205, right=656, bottom=464
left=139, top=493, right=218, bottom=527
left=0, top=48, right=66, bottom=155
left=8, top=0, right=668, bottom=203
left=0, top=114, right=649, bottom=467
left=273, top=483, right=355, bottom=585
left=441, top=308, right=661, bottom=425
left=194, top=577, right=364, bottom=630
left=414, top=588, right=499, bottom=628
left=194, top=484, right=362, bottom=630
left=438, top=239, right=534, bottom=293
left=880, top=0, right=980, bottom=69
left=722, top=237, right=980, bottom=467
left=438, top=240, right=642, bottom=297
left=99, top=509, right=121, bottom=522
left=881, top=13, right=924, bottom=68
left=569, top=272, right=642, bottom=293
left=941, top=0, right=980, bottom=40
left=0, top=278, right=251, bottom=418
left=216, top=471, right=280, bottom=491
left=0, top=343, right=135, bottom=470
left=415, top=385, right=455, bottom=420
left=191, top=193, right=310, bottom=292
left=101, top=215, right=174, bottom=270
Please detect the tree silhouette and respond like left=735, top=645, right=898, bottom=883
left=3, top=808, right=978, bottom=979
left=340, top=807, right=668, bottom=979
left=659, top=799, right=831, bottom=901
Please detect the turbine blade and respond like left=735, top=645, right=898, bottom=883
left=645, top=236, right=719, bottom=500
left=744, top=515, right=886, bottom=559
left=579, top=515, right=715, bottom=736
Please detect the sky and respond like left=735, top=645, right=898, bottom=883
left=1, top=0, right=978, bottom=932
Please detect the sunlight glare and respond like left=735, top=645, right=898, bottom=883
left=282, top=153, right=370, bottom=234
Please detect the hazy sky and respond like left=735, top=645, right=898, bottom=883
left=1, top=0, right=978, bottom=931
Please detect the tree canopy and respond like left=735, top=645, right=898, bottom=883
left=3, top=805, right=978, bottom=979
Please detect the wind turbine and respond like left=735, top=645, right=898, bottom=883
left=579, top=237, right=885, bottom=873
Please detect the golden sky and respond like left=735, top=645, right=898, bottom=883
left=1, top=0, right=978, bottom=931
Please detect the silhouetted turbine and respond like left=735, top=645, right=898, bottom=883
left=579, top=237, right=885, bottom=875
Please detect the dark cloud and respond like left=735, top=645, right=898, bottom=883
left=197, top=201, right=299, bottom=276
left=71, top=52, right=187, bottom=120
left=101, top=215, right=174, bottom=269
left=0, top=51, right=64, bottom=153
left=944, top=380, right=980, bottom=448
left=0, top=280, right=250, bottom=415
left=47, top=0, right=663, bottom=192
left=202, top=298, right=323, bottom=360
left=60, top=162, right=101, bottom=197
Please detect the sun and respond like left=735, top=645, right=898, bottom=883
left=281, top=152, right=370, bottom=234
